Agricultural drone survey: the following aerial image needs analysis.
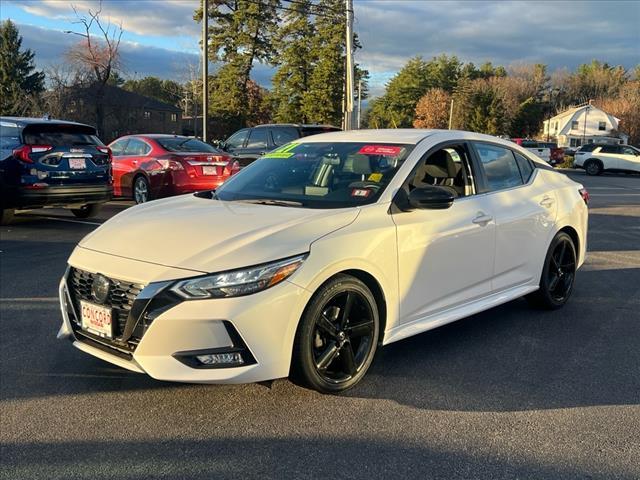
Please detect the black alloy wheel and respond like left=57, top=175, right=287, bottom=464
left=585, top=159, right=603, bottom=176
left=527, top=232, right=577, bottom=309
left=291, top=274, right=379, bottom=393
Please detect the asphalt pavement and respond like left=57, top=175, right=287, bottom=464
left=1, top=171, right=639, bottom=480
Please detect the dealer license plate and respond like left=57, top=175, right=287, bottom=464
left=202, top=165, right=217, bottom=175
left=69, top=158, right=86, bottom=169
left=80, top=300, right=112, bottom=338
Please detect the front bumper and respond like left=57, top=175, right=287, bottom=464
left=13, top=184, right=113, bottom=209
left=58, top=257, right=311, bottom=384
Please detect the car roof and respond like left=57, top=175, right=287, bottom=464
left=0, top=116, right=95, bottom=129
left=297, top=128, right=519, bottom=145
left=253, top=123, right=340, bottom=129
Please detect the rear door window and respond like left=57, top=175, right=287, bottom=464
left=124, top=139, right=151, bottom=156
left=473, top=143, right=524, bottom=191
left=22, top=124, right=103, bottom=147
left=600, top=145, right=619, bottom=154
left=271, top=127, right=299, bottom=147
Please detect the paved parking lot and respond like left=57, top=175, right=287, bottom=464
left=1, top=171, right=639, bottom=479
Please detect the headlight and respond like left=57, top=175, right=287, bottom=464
left=171, top=254, right=307, bottom=299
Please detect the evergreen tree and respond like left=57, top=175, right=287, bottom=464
left=0, top=20, right=45, bottom=116
left=301, top=0, right=347, bottom=125
left=271, top=0, right=315, bottom=123
left=197, top=0, right=280, bottom=126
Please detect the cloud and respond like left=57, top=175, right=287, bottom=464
left=16, top=23, right=201, bottom=81
left=10, top=0, right=199, bottom=38
left=356, top=0, right=640, bottom=83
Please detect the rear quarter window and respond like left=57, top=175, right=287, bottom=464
left=0, top=122, right=22, bottom=149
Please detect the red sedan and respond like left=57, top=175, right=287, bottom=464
left=108, top=134, right=240, bottom=203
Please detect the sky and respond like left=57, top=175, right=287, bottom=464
left=2, top=0, right=639, bottom=97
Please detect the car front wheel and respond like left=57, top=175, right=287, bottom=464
left=291, top=274, right=379, bottom=393
left=527, top=231, right=577, bottom=309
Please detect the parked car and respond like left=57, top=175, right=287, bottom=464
left=0, top=117, right=112, bottom=224
left=109, top=134, right=239, bottom=204
left=219, top=124, right=341, bottom=167
left=574, top=144, right=640, bottom=175
left=511, top=138, right=555, bottom=165
left=59, top=129, right=588, bottom=394
left=537, top=142, right=566, bottom=165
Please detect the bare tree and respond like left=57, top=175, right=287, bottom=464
left=65, top=1, right=123, bottom=136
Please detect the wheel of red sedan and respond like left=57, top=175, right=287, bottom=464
left=133, top=176, right=150, bottom=204
left=291, top=274, right=379, bottom=393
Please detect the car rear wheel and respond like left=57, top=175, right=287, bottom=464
left=133, top=176, right=150, bottom=204
left=585, top=159, right=603, bottom=176
left=291, top=274, right=379, bottom=394
left=71, top=204, right=101, bottom=219
left=527, top=232, right=577, bottom=310
left=0, top=208, right=15, bottom=225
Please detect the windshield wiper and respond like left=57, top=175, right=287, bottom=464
left=236, top=199, right=303, bottom=207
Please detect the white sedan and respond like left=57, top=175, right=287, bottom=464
left=58, top=130, right=589, bottom=393
left=574, top=144, right=640, bottom=175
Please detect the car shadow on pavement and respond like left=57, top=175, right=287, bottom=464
left=348, top=265, right=640, bottom=412
left=1, top=437, right=634, bottom=480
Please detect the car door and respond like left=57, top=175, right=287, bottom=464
left=222, top=128, right=249, bottom=166
left=119, top=138, right=151, bottom=197
left=109, top=138, right=129, bottom=197
left=618, top=145, right=640, bottom=172
left=392, top=142, right=496, bottom=324
left=236, top=128, right=270, bottom=167
left=596, top=145, right=620, bottom=170
left=471, top=142, right=557, bottom=292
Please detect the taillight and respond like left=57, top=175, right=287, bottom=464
left=12, top=145, right=53, bottom=163
left=579, top=188, right=589, bottom=205
left=97, top=146, right=112, bottom=162
left=157, top=158, right=185, bottom=171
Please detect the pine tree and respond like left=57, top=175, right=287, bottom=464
left=197, top=0, right=280, bottom=126
left=271, top=0, right=315, bottom=123
left=0, top=20, right=45, bottom=116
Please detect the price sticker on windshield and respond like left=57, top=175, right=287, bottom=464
left=351, top=188, right=372, bottom=198
left=358, top=145, right=402, bottom=156
left=264, top=143, right=299, bottom=158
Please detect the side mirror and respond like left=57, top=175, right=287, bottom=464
left=408, top=186, right=455, bottom=210
left=216, top=141, right=226, bottom=151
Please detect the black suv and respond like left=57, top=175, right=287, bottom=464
left=219, top=124, right=341, bottom=167
left=0, top=117, right=113, bottom=224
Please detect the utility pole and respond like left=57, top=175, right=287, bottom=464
left=448, top=99, right=454, bottom=129
left=344, top=0, right=355, bottom=130
left=202, top=0, right=208, bottom=142
left=357, top=79, right=362, bottom=129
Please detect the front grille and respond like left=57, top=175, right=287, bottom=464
left=67, top=268, right=145, bottom=355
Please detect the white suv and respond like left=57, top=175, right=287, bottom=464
left=575, top=144, right=640, bottom=175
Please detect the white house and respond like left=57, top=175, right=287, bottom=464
left=542, top=103, right=629, bottom=148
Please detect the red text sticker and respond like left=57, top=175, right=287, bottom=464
left=357, top=145, right=402, bottom=156
left=351, top=188, right=372, bottom=198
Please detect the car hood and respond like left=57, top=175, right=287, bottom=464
left=79, top=195, right=359, bottom=273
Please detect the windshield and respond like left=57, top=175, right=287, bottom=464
left=22, top=124, right=103, bottom=146
left=215, top=141, right=415, bottom=208
left=157, top=137, right=217, bottom=153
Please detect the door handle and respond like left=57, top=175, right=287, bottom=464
left=472, top=213, right=493, bottom=226
left=539, top=196, right=554, bottom=208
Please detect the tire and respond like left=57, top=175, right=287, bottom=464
left=526, top=232, right=577, bottom=310
left=0, top=208, right=15, bottom=225
left=71, top=204, right=101, bottom=219
left=290, top=274, right=380, bottom=394
left=133, top=175, right=150, bottom=204
left=585, top=159, right=603, bottom=176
